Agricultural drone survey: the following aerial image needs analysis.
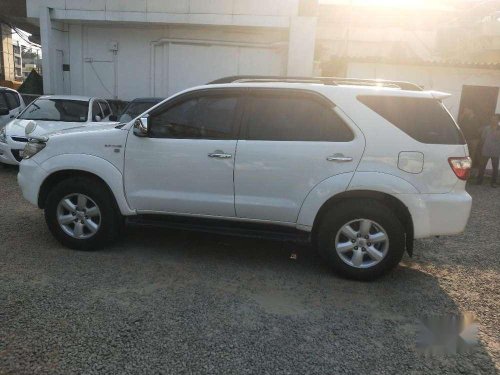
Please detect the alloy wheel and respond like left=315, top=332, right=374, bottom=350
left=56, top=193, right=101, bottom=239
left=334, top=219, right=389, bottom=269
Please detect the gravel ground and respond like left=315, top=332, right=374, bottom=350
left=0, top=165, right=499, bottom=375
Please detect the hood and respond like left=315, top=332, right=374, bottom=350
left=5, top=119, right=86, bottom=137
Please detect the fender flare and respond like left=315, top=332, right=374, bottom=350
left=39, top=154, right=135, bottom=216
left=297, top=171, right=418, bottom=228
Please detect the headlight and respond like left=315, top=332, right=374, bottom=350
left=23, top=141, right=46, bottom=159
left=0, top=127, right=6, bottom=143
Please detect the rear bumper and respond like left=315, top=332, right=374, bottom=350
left=398, top=186, right=472, bottom=239
left=18, top=159, right=48, bottom=207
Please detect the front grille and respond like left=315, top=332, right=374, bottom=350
left=11, top=149, right=23, bottom=162
left=11, top=136, right=28, bottom=143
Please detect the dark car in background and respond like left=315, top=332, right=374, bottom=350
left=109, top=97, right=164, bottom=123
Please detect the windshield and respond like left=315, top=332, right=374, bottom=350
left=119, top=101, right=159, bottom=122
left=19, top=99, right=89, bottom=122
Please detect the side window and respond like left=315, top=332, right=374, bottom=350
left=91, top=101, right=103, bottom=121
left=0, top=94, right=8, bottom=110
left=244, top=93, right=354, bottom=142
left=99, top=101, right=111, bottom=117
left=149, top=94, right=238, bottom=139
left=4, top=92, right=20, bottom=110
left=358, top=95, right=465, bottom=145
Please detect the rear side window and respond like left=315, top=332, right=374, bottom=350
left=0, top=94, right=8, bottom=110
left=358, top=95, right=465, bottom=145
left=244, top=93, right=354, bottom=142
left=4, top=92, right=20, bottom=109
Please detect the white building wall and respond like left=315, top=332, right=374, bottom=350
left=65, top=24, right=288, bottom=100
left=346, top=62, right=500, bottom=118
left=27, top=0, right=316, bottom=99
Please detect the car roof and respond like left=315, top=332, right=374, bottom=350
left=130, top=97, right=164, bottom=103
left=188, top=82, right=439, bottom=100
left=0, top=86, right=19, bottom=93
left=36, top=95, right=100, bottom=102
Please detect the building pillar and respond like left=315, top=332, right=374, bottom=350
left=287, top=16, right=317, bottom=77
left=39, top=6, right=53, bottom=94
left=1, top=24, right=15, bottom=82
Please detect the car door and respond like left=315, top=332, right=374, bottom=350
left=234, top=89, right=365, bottom=223
left=124, top=89, right=243, bottom=217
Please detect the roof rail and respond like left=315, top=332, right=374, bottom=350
left=208, top=75, right=423, bottom=91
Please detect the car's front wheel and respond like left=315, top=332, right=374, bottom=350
left=44, top=177, right=121, bottom=250
left=317, top=199, right=406, bottom=280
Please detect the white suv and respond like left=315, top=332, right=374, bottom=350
left=17, top=77, right=472, bottom=280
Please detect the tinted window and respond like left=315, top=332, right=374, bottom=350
left=245, top=94, right=354, bottom=142
left=92, top=101, right=103, bottom=120
left=19, top=99, right=89, bottom=122
left=149, top=95, right=238, bottom=139
left=0, top=94, right=8, bottom=110
left=99, top=101, right=111, bottom=117
left=4, top=92, right=20, bottom=109
left=358, top=95, right=465, bottom=145
left=119, top=101, right=159, bottom=122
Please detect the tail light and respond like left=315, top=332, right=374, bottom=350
left=448, top=157, right=472, bottom=180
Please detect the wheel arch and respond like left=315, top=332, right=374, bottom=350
left=36, top=154, right=135, bottom=216
left=311, top=190, right=414, bottom=256
left=39, top=170, right=110, bottom=208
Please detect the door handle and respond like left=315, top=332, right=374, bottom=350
left=326, top=154, right=353, bottom=162
left=208, top=151, right=232, bottom=159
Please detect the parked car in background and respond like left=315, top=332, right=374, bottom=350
left=17, top=77, right=472, bottom=280
left=0, top=95, right=116, bottom=165
left=0, top=87, right=26, bottom=128
left=106, top=99, right=129, bottom=120
left=109, top=97, right=164, bottom=123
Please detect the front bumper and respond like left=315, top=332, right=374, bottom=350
left=398, top=185, right=472, bottom=239
left=0, top=141, right=21, bottom=165
left=18, top=158, right=48, bottom=207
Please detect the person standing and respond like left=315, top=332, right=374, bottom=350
left=477, top=114, right=500, bottom=188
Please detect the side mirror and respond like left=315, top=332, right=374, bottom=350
left=94, top=115, right=102, bottom=122
left=133, top=116, right=149, bottom=137
left=109, top=114, right=118, bottom=121
left=0, top=108, right=9, bottom=116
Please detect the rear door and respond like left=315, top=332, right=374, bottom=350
left=234, top=89, right=365, bottom=223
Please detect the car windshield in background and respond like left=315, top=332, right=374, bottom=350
left=19, top=99, right=89, bottom=122
left=119, top=101, right=160, bottom=122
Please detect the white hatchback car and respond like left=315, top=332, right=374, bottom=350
left=17, top=77, right=472, bottom=280
left=0, top=95, right=114, bottom=165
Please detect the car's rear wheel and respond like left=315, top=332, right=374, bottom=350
left=44, top=177, right=121, bottom=250
left=317, top=199, right=406, bottom=280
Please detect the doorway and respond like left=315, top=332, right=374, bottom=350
left=458, top=85, right=499, bottom=129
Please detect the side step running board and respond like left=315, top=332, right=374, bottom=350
left=127, top=215, right=311, bottom=244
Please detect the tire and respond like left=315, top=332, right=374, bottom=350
left=44, top=176, right=122, bottom=251
left=317, top=199, right=406, bottom=281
